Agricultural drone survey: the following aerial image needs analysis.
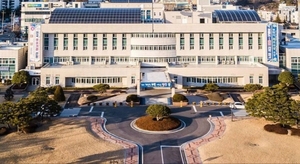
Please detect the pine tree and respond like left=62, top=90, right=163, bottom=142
left=54, top=85, right=65, bottom=102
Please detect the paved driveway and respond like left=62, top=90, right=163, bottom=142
left=78, top=105, right=231, bottom=164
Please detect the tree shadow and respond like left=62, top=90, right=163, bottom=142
left=71, top=149, right=125, bottom=164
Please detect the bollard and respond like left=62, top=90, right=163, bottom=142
left=180, top=101, right=183, bottom=107
left=200, top=101, right=203, bottom=108
left=130, top=101, right=133, bottom=107
left=114, top=101, right=117, bottom=107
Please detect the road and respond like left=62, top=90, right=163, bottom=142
left=78, top=105, right=231, bottom=164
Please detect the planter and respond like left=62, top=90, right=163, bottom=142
left=172, top=101, right=189, bottom=107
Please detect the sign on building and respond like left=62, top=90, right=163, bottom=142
left=141, top=82, right=171, bottom=88
left=266, top=23, right=278, bottom=62
left=29, top=23, right=41, bottom=62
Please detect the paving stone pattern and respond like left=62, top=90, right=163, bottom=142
left=183, top=117, right=226, bottom=164
left=89, top=117, right=139, bottom=164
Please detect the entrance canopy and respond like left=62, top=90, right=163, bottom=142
left=140, top=71, right=171, bottom=88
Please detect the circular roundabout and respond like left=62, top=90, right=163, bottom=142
left=130, top=116, right=186, bottom=134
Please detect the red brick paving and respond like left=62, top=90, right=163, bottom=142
left=182, top=117, right=226, bottom=164
left=88, top=117, right=139, bottom=164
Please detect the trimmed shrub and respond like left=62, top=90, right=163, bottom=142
left=126, top=94, right=140, bottom=102
left=206, top=92, right=224, bottom=102
left=291, top=128, right=300, bottom=136
left=135, top=115, right=181, bottom=131
left=204, top=83, right=219, bottom=92
left=264, top=124, right=289, bottom=135
left=0, top=127, right=9, bottom=136
left=172, top=94, right=188, bottom=102
left=87, top=95, right=98, bottom=102
left=54, top=85, right=66, bottom=102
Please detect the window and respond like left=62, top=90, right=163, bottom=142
left=249, top=75, right=253, bottom=84
left=200, top=18, right=205, bottom=23
left=103, top=34, right=107, bottom=50
left=131, top=76, right=135, bottom=84
left=229, top=33, right=233, bottom=49
left=239, top=33, right=243, bottom=49
left=258, top=33, right=262, bottom=49
left=93, top=34, right=97, bottom=50
left=259, top=76, right=263, bottom=84
left=146, top=10, right=151, bottom=19
left=219, top=33, right=223, bottom=50
left=63, top=34, right=68, bottom=50
left=180, top=33, right=184, bottom=50
left=83, top=34, right=88, bottom=50
left=73, top=34, right=78, bottom=50
left=122, top=34, right=127, bottom=50
left=54, top=34, right=58, bottom=50
left=199, top=33, right=204, bottom=50
left=44, top=34, right=49, bottom=50
left=112, top=34, right=117, bottom=50
left=55, top=77, right=59, bottom=85
left=46, top=76, right=50, bottom=85
left=190, top=34, right=194, bottom=50
left=209, top=33, right=214, bottom=50
left=248, top=33, right=253, bottom=50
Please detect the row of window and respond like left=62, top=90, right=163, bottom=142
left=182, top=33, right=262, bottom=50
left=186, top=76, right=238, bottom=83
left=291, top=57, right=300, bottom=75
left=249, top=75, right=263, bottom=84
left=74, top=77, right=122, bottom=84
left=0, top=58, right=15, bottom=64
left=131, top=45, right=176, bottom=51
left=44, top=56, right=263, bottom=64
left=131, top=33, right=175, bottom=38
left=44, top=32, right=263, bottom=51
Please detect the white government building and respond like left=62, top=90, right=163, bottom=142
left=23, top=0, right=284, bottom=90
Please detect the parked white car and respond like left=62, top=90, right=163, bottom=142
left=229, top=102, right=245, bottom=109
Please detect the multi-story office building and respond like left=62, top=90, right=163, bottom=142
left=26, top=7, right=281, bottom=89
left=0, top=42, right=27, bottom=81
left=0, top=0, right=19, bottom=11
left=20, top=1, right=84, bottom=35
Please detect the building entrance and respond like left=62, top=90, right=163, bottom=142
left=32, top=77, right=40, bottom=85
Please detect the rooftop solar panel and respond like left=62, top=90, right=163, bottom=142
left=214, top=10, right=261, bottom=23
left=49, top=8, right=142, bottom=24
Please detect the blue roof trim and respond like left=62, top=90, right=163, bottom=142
left=214, top=10, right=261, bottom=22
left=49, top=8, right=142, bottom=24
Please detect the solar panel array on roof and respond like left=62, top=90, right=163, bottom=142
left=214, top=10, right=261, bottom=22
left=49, top=8, right=142, bottom=24
left=109, top=0, right=152, bottom=3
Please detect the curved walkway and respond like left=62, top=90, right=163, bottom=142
left=182, top=117, right=226, bottom=164
left=89, top=117, right=139, bottom=164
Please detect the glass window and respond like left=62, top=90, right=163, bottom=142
left=55, top=77, right=59, bottom=85
left=249, top=75, right=253, bottom=84
left=46, top=76, right=50, bottom=85
left=259, top=76, right=263, bottom=84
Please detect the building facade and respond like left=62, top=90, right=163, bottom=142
left=26, top=8, right=281, bottom=89
left=0, top=42, right=27, bottom=81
